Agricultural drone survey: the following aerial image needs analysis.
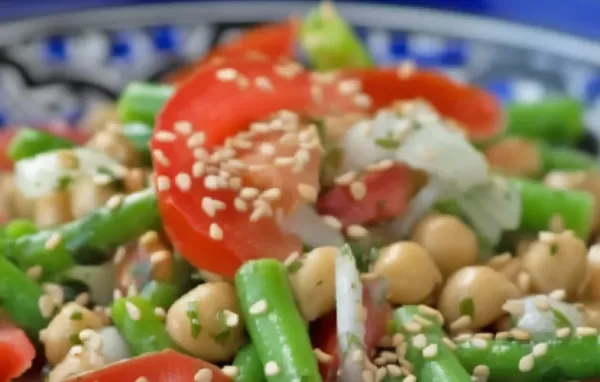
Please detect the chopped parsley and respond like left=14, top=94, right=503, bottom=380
left=186, top=301, right=202, bottom=339
left=57, top=175, right=73, bottom=191
left=459, top=297, right=475, bottom=318
left=213, top=310, right=231, bottom=346
left=286, top=259, right=303, bottom=274
left=70, top=311, right=83, bottom=321
left=69, top=332, right=83, bottom=346
left=549, top=242, right=560, bottom=255
left=551, top=307, right=572, bottom=329
left=374, top=136, right=401, bottom=149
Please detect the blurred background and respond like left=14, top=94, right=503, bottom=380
left=0, top=0, right=599, bottom=131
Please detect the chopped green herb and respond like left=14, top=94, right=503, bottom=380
left=69, top=332, right=83, bottom=346
left=314, top=119, right=344, bottom=186
left=317, top=280, right=324, bottom=286
left=286, top=259, right=303, bottom=274
left=459, top=297, right=475, bottom=318
left=213, top=310, right=231, bottom=345
left=57, top=175, right=73, bottom=191
left=549, top=242, right=560, bottom=255
left=551, top=307, right=573, bottom=329
left=375, top=137, right=401, bottom=149
left=186, top=301, right=202, bottom=339
left=70, top=311, right=83, bottom=321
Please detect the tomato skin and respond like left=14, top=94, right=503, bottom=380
left=63, top=350, right=230, bottom=382
left=154, top=60, right=360, bottom=278
left=0, top=320, right=36, bottom=381
left=310, top=312, right=339, bottom=381
left=166, top=19, right=299, bottom=86
left=316, top=164, right=413, bottom=226
left=347, top=68, right=504, bottom=141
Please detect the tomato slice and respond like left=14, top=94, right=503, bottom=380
left=64, top=350, right=230, bottom=382
left=153, top=60, right=361, bottom=278
left=310, top=312, right=339, bottom=381
left=316, top=164, right=413, bottom=227
left=346, top=68, right=504, bottom=141
left=166, top=19, right=299, bottom=86
left=0, top=320, right=36, bottom=381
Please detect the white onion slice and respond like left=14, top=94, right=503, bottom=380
left=335, top=244, right=365, bottom=382
left=15, top=148, right=126, bottom=198
left=508, top=295, right=584, bottom=341
left=67, top=261, right=116, bottom=306
left=98, top=326, right=131, bottom=363
left=278, top=203, right=344, bottom=247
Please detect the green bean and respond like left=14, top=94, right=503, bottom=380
left=509, top=177, right=594, bottom=238
left=456, top=334, right=600, bottom=381
left=506, top=98, right=584, bottom=144
left=6, top=188, right=160, bottom=280
left=8, top=127, right=76, bottom=161
left=0, top=257, right=49, bottom=338
left=110, top=296, right=175, bottom=355
left=538, top=143, right=597, bottom=173
left=139, top=281, right=179, bottom=310
left=233, top=343, right=267, bottom=382
left=121, top=123, right=153, bottom=166
left=117, top=82, right=174, bottom=126
left=300, top=2, right=374, bottom=70
left=393, top=305, right=471, bottom=382
left=235, top=259, right=322, bottom=382
left=4, top=219, right=37, bottom=239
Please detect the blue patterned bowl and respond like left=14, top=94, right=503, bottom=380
left=1, top=0, right=600, bottom=132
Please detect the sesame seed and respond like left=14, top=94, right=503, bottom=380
left=204, top=175, right=221, bottom=190
left=347, top=225, right=369, bottom=238
left=311, top=85, right=324, bottom=104
left=397, top=60, right=416, bottom=78
left=474, top=333, right=493, bottom=340
left=396, top=342, right=408, bottom=359
left=236, top=76, right=250, bottom=89
left=362, top=370, right=375, bottom=382
left=386, top=364, right=403, bottom=377
left=450, top=315, right=472, bottom=331
left=556, top=327, right=571, bottom=338
left=220, top=365, right=238, bottom=378
left=538, top=231, right=557, bottom=243
left=392, top=333, right=405, bottom=346
left=261, top=188, right=282, bottom=201
left=412, top=334, right=428, bottom=349
left=502, top=300, right=524, bottom=316
left=152, top=149, right=170, bottom=167
left=223, top=310, right=239, bottom=327
left=510, top=328, right=531, bottom=341
left=403, top=321, right=422, bottom=334
left=403, top=375, right=417, bottom=382
left=175, top=173, right=192, bottom=192
left=26, top=266, right=43, bottom=280
left=44, top=233, right=62, bottom=250
left=264, top=361, right=280, bottom=377
left=349, top=181, right=367, bottom=201
left=69, top=345, right=84, bottom=357
left=259, top=143, right=276, bottom=155
left=154, top=307, right=166, bottom=320
left=174, top=120, right=193, bottom=136
left=249, top=201, right=273, bottom=222
left=334, top=171, right=357, bottom=185
left=413, top=315, right=433, bottom=327
left=351, top=349, right=364, bottom=363
left=240, top=187, right=260, bottom=199
left=337, top=79, right=362, bottom=95
left=255, top=76, right=274, bottom=91
left=471, top=338, right=488, bottom=349
left=274, top=156, right=295, bottom=166
left=187, top=132, right=206, bottom=148
left=417, top=304, right=440, bottom=318
left=549, top=289, right=566, bottom=301
left=194, top=368, right=213, bottom=382
left=495, top=331, right=510, bottom=340
left=297, top=183, right=318, bottom=203
left=442, top=337, right=457, bottom=350
left=532, top=343, right=548, bottom=357
left=576, top=327, right=598, bottom=337
left=156, top=175, right=171, bottom=191
left=314, top=348, right=333, bottom=363
left=209, top=223, right=223, bottom=241
left=135, top=377, right=149, bottom=382
left=38, top=295, right=55, bottom=318
left=155, top=131, right=176, bottom=142
left=125, top=301, right=141, bottom=320
left=322, top=215, right=343, bottom=230
left=518, top=354, right=535, bottom=372
left=249, top=299, right=268, bottom=315
left=473, top=365, right=490, bottom=378
left=274, top=62, right=303, bottom=78
left=191, top=162, right=206, bottom=178
left=375, top=367, right=387, bottom=381
left=75, top=292, right=90, bottom=306
left=422, top=344, right=438, bottom=359
left=106, top=194, right=124, bottom=210
left=233, top=198, right=248, bottom=212
left=454, top=333, right=473, bottom=342
left=194, top=148, right=209, bottom=160
left=216, top=68, right=237, bottom=81
left=113, top=289, right=123, bottom=300
left=202, top=197, right=219, bottom=217
left=150, top=250, right=169, bottom=265
left=353, top=93, right=372, bottom=108
left=367, top=159, right=394, bottom=172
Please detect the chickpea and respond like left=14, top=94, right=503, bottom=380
left=545, top=171, right=600, bottom=232
left=86, top=129, right=139, bottom=168
left=82, top=102, right=119, bottom=132
left=585, top=244, right=600, bottom=300
left=289, top=247, right=336, bottom=321
left=48, top=331, right=107, bottom=382
left=438, top=266, right=521, bottom=331
left=166, top=282, right=244, bottom=362
left=70, top=178, right=117, bottom=218
left=373, top=242, right=442, bottom=305
left=1, top=174, right=34, bottom=219
left=583, top=301, right=600, bottom=329
left=521, top=231, right=588, bottom=298
left=486, top=253, right=522, bottom=284
left=34, top=190, right=73, bottom=228
left=483, top=137, right=541, bottom=178
left=412, top=214, right=479, bottom=277
left=42, top=303, right=104, bottom=365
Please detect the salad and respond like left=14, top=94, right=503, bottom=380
left=1, top=2, right=600, bottom=382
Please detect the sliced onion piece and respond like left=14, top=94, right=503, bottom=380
left=335, top=244, right=365, bottom=382
left=456, top=176, right=521, bottom=246
left=395, top=122, right=488, bottom=192
left=278, top=203, right=344, bottom=247
left=98, top=326, right=131, bottom=363
left=15, top=148, right=126, bottom=198
left=508, top=295, right=584, bottom=341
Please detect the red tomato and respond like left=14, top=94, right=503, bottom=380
left=310, top=312, right=339, bottom=381
left=346, top=68, right=504, bottom=141
left=0, top=321, right=36, bottom=381
left=316, top=164, right=413, bottom=226
left=153, top=60, right=361, bottom=278
left=166, top=19, right=299, bottom=86
left=64, top=350, right=230, bottom=382
left=0, top=125, right=91, bottom=170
